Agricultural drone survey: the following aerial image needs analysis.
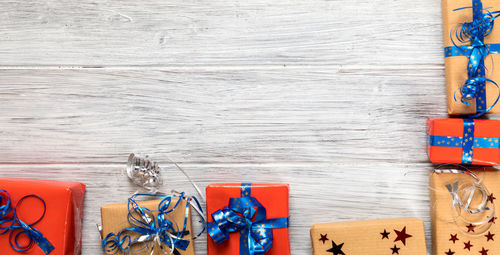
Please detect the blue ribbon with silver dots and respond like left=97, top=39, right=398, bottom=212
left=0, top=190, right=55, bottom=255
left=102, top=193, right=205, bottom=255
left=428, top=119, right=500, bottom=164
left=445, top=0, right=500, bottom=116
left=207, top=183, right=289, bottom=255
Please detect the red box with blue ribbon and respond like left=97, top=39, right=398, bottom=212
left=206, top=183, right=290, bottom=255
left=427, top=118, right=500, bottom=165
left=0, top=178, right=86, bottom=255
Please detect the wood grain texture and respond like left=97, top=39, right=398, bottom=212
left=0, top=0, right=494, bottom=254
left=0, top=0, right=442, bottom=67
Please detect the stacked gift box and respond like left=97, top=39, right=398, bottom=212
left=427, top=0, right=500, bottom=255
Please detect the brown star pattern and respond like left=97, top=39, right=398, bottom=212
left=479, top=247, right=489, bottom=255
left=466, top=224, right=476, bottom=232
left=488, top=193, right=496, bottom=203
left=445, top=248, right=455, bottom=255
left=449, top=234, right=459, bottom=243
left=394, top=226, right=412, bottom=246
left=489, top=217, right=497, bottom=224
left=390, top=244, right=400, bottom=254
left=381, top=229, right=390, bottom=239
left=485, top=231, right=495, bottom=242
left=464, top=241, right=473, bottom=251
left=319, top=234, right=329, bottom=244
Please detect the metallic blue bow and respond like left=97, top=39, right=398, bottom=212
left=207, top=183, right=289, bottom=255
left=102, top=193, right=204, bottom=255
left=0, top=190, right=54, bottom=255
left=445, top=0, right=500, bottom=116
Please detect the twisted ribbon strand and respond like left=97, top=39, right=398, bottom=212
left=0, top=190, right=54, bottom=255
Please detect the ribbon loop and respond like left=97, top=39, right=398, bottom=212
left=0, top=190, right=54, bottom=255
left=207, top=184, right=289, bottom=255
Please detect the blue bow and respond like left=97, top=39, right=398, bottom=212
left=445, top=0, right=500, bottom=117
left=102, top=193, right=204, bottom=255
left=0, top=190, right=54, bottom=255
left=208, top=183, right=289, bottom=255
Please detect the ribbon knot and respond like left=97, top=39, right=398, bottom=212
left=0, top=190, right=54, bottom=255
left=103, top=193, right=203, bottom=255
left=208, top=184, right=289, bottom=255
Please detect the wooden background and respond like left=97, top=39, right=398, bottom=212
left=0, top=0, right=487, bottom=254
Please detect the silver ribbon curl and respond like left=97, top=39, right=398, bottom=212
left=445, top=170, right=496, bottom=235
left=127, top=153, right=163, bottom=192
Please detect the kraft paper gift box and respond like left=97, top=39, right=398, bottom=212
left=427, top=118, right=500, bottom=165
left=0, top=178, right=86, bottom=255
left=430, top=169, right=500, bottom=255
left=442, top=0, right=500, bottom=115
left=206, top=183, right=290, bottom=255
left=310, top=218, right=427, bottom=255
left=100, top=197, right=195, bottom=255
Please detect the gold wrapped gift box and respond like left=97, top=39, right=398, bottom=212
left=310, top=218, right=427, bottom=255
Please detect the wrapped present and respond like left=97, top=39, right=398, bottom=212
left=101, top=193, right=197, bottom=255
left=0, top=178, right=86, bottom=255
left=442, top=0, right=500, bottom=115
left=206, top=183, right=290, bottom=255
left=427, top=118, right=500, bottom=165
left=430, top=169, right=500, bottom=255
left=310, top=218, right=427, bottom=255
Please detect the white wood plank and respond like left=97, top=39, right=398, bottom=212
left=0, top=0, right=443, bottom=66
left=0, top=68, right=448, bottom=164
left=0, top=163, right=433, bottom=254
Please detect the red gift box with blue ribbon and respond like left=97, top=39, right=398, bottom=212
left=427, top=118, right=500, bottom=165
left=206, top=183, right=290, bottom=255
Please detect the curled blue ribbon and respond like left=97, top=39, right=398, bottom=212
left=208, top=183, right=289, bottom=255
left=0, top=190, right=55, bottom=255
left=102, top=193, right=205, bottom=255
left=445, top=0, right=500, bottom=117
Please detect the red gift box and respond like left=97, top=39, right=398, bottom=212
left=206, top=183, right=290, bottom=255
left=0, top=178, right=86, bottom=255
left=427, top=118, right=500, bottom=165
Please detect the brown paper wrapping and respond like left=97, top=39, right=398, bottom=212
left=442, top=0, right=500, bottom=114
left=310, top=218, right=427, bottom=255
left=101, top=198, right=195, bottom=255
left=430, top=169, right=499, bottom=255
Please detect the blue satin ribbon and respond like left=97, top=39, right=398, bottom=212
left=445, top=0, right=500, bottom=116
left=208, top=183, right=289, bottom=255
left=427, top=119, right=500, bottom=164
left=102, top=193, right=204, bottom=255
left=0, top=190, right=54, bottom=255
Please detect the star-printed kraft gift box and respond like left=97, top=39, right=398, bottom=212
left=100, top=198, right=195, bottom=255
left=431, top=169, right=500, bottom=255
left=206, top=183, right=290, bottom=255
left=443, top=0, right=500, bottom=115
left=0, top=178, right=86, bottom=255
left=310, top=218, right=427, bottom=255
left=427, top=118, right=500, bottom=165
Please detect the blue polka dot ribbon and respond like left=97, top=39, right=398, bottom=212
left=428, top=119, right=500, bottom=164
left=445, top=0, right=500, bottom=117
left=102, top=193, right=205, bottom=255
left=207, top=183, right=289, bottom=255
left=0, top=190, right=55, bottom=255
